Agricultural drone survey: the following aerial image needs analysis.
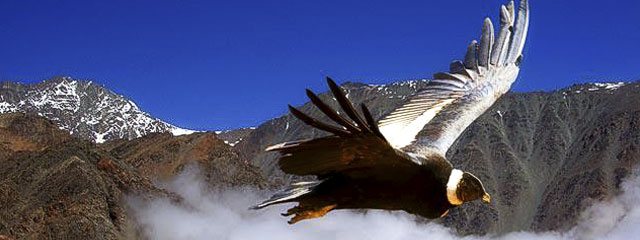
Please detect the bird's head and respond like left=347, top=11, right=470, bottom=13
left=446, top=169, right=491, bottom=205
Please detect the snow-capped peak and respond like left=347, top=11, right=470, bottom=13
left=567, top=82, right=627, bottom=94
left=0, top=77, right=196, bottom=143
left=592, top=82, right=625, bottom=90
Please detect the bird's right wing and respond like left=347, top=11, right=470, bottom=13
left=378, top=0, right=529, bottom=154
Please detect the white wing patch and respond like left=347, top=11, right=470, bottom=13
left=379, top=99, right=454, bottom=149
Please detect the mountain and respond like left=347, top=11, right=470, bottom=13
left=0, top=77, right=194, bottom=143
left=0, top=113, right=266, bottom=239
left=101, top=131, right=267, bottom=188
left=216, top=127, right=256, bottom=147
left=0, top=113, right=174, bottom=239
left=2, top=75, right=638, bottom=236
left=233, top=80, right=640, bottom=234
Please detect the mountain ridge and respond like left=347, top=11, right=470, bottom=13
left=2, top=76, right=638, bottom=235
left=232, top=79, right=640, bottom=234
left=0, top=76, right=195, bottom=143
left=0, top=112, right=267, bottom=239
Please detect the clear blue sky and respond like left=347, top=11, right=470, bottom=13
left=1, top=0, right=639, bottom=130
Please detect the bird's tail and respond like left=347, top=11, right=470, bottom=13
left=250, top=181, right=321, bottom=209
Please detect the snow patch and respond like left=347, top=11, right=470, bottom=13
left=571, top=82, right=626, bottom=94
left=593, top=82, right=625, bottom=90
left=94, top=131, right=109, bottom=144
left=224, top=138, right=242, bottom=147
left=0, top=102, right=18, bottom=113
left=170, top=127, right=197, bottom=136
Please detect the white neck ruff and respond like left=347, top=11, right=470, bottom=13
left=446, top=169, right=463, bottom=205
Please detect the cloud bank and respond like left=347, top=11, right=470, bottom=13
left=129, top=169, right=640, bottom=240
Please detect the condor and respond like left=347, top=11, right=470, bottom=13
left=252, top=0, right=530, bottom=224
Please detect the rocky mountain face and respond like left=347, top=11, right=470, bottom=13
left=2, top=76, right=638, bottom=237
left=0, top=77, right=194, bottom=143
left=0, top=113, right=266, bottom=239
left=234, top=80, right=640, bottom=234
left=0, top=113, right=170, bottom=239
left=216, top=127, right=256, bottom=147
left=102, top=131, right=267, bottom=188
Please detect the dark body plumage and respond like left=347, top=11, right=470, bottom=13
left=296, top=154, right=454, bottom=219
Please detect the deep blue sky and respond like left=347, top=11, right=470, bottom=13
left=1, top=0, right=639, bottom=130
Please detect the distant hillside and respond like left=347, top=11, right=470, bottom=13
left=0, top=113, right=266, bottom=239
left=101, top=131, right=267, bottom=188
left=216, top=127, right=256, bottom=147
left=234, top=80, right=640, bottom=234
left=2, top=75, right=638, bottom=236
left=0, top=77, right=194, bottom=143
left=0, top=113, right=171, bottom=239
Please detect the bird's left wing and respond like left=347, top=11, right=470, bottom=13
left=378, top=0, right=529, bottom=154
left=267, top=78, right=422, bottom=179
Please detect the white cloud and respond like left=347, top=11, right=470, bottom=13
left=128, top=168, right=640, bottom=240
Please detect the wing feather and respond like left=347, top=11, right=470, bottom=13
left=305, top=89, right=362, bottom=134
left=378, top=0, right=529, bottom=152
left=268, top=79, right=419, bottom=178
left=507, top=0, right=530, bottom=64
left=491, top=4, right=514, bottom=66
left=463, top=40, right=479, bottom=71
left=326, top=77, right=372, bottom=133
left=287, top=105, right=350, bottom=137
left=478, top=18, right=494, bottom=68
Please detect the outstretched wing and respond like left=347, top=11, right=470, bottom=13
left=378, top=0, right=529, bottom=153
left=267, top=78, right=421, bottom=179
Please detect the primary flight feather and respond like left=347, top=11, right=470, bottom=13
left=252, top=0, right=530, bottom=224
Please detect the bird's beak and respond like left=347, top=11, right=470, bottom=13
left=482, top=193, right=491, bottom=204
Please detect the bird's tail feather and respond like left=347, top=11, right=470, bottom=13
left=250, top=181, right=321, bottom=209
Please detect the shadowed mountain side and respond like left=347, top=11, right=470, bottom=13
left=101, top=132, right=268, bottom=188
left=0, top=113, right=269, bottom=239
left=234, top=81, right=640, bottom=234
left=441, top=83, right=640, bottom=234
left=0, top=113, right=175, bottom=239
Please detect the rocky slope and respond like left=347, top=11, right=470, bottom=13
left=234, top=80, right=640, bottom=234
left=0, top=113, right=171, bottom=239
left=2, top=75, right=638, bottom=237
left=102, top=132, right=267, bottom=188
left=216, top=127, right=256, bottom=147
left=0, top=77, right=194, bottom=143
left=0, top=113, right=266, bottom=239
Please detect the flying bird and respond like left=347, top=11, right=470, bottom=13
left=252, top=0, right=530, bottom=224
